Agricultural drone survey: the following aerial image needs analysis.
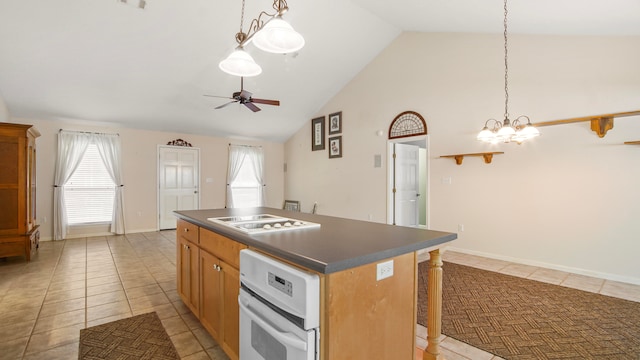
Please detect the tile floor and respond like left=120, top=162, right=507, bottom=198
left=0, top=231, right=229, bottom=360
left=414, top=249, right=640, bottom=360
left=1, top=233, right=639, bottom=360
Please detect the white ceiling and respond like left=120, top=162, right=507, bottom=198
left=1, top=0, right=639, bottom=142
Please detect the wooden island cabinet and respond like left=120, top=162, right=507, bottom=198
left=175, top=209, right=456, bottom=360
left=176, top=219, right=245, bottom=360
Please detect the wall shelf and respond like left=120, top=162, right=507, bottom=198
left=533, top=110, right=640, bottom=138
left=624, top=141, right=640, bottom=145
left=440, top=152, right=504, bottom=165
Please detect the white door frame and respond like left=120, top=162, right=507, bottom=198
left=157, top=145, right=201, bottom=230
left=386, top=135, right=430, bottom=228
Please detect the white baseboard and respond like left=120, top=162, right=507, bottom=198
left=38, top=228, right=163, bottom=242
left=447, top=246, right=640, bottom=286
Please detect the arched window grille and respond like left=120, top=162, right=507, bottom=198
left=388, top=111, right=428, bottom=139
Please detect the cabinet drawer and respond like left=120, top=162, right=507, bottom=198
left=177, top=219, right=199, bottom=243
left=200, top=228, right=246, bottom=268
left=0, top=241, right=25, bottom=258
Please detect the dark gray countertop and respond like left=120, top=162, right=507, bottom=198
left=174, top=207, right=457, bottom=274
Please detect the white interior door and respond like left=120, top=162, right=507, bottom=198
left=158, top=146, right=200, bottom=230
left=394, top=143, right=420, bottom=227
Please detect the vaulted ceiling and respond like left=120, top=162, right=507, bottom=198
left=1, top=0, right=639, bottom=142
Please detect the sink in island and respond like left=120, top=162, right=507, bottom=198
left=174, top=207, right=457, bottom=360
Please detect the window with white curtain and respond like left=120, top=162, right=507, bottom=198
left=226, top=145, right=265, bottom=208
left=64, top=144, right=116, bottom=224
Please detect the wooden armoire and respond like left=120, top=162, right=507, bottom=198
left=0, top=123, right=40, bottom=261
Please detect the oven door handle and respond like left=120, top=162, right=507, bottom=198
left=239, top=297, right=308, bottom=351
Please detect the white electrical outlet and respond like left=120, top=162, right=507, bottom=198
left=376, top=260, right=394, bottom=281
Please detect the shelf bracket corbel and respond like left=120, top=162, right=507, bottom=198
left=590, top=117, right=614, bottom=138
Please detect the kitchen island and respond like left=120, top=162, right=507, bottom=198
left=174, top=207, right=456, bottom=360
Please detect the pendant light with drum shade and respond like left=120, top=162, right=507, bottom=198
left=219, top=0, right=305, bottom=77
left=477, top=0, right=540, bottom=144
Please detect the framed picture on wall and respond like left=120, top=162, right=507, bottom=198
left=328, top=136, right=342, bottom=159
left=328, top=111, right=342, bottom=134
left=311, top=116, right=325, bottom=151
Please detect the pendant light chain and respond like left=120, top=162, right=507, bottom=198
left=503, top=0, right=509, bottom=120
left=240, top=0, right=246, bottom=34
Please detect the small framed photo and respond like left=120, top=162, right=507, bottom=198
left=311, top=116, right=325, bottom=151
left=328, top=111, right=342, bottom=134
left=328, top=136, right=342, bottom=159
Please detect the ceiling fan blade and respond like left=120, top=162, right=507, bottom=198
left=215, top=101, right=238, bottom=109
left=240, top=90, right=252, bottom=99
left=244, top=102, right=261, bottom=112
left=251, top=98, right=280, bottom=106
left=203, top=94, right=233, bottom=99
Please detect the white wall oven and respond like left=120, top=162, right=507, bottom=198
left=238, top=249, right=320, bottom=360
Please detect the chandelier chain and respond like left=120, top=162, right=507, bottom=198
left=240, top=0, right=246, bottom=35
left=503, top=0, right=509, bottom=120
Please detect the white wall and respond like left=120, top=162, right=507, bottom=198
left=9, top=117, right=285, bottom=240
left=285, top=32, right=640, bottom=283
left=0, top=95, right=10, bottom=122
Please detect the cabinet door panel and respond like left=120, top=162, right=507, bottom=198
left=222, top=262, right=241, bottom=360
left=200, top=250, right=222, bottom=341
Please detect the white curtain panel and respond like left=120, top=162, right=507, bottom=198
left=226, top=144, right=247, bottom=208
left=247, top=146, right=266, bottom=206
left=94, top=134, right=125, bottom=235
left=53, top=131, right=125, bottom=240
left=53, top=131, right=92, bottom=240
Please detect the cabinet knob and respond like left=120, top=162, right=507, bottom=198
left=184, top=228, right=189, bottom=232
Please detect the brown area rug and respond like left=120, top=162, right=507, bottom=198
left=417, top=261, right=640, bottom=360
left=79, top=312, right=179, bottom=360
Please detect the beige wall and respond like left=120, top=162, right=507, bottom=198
left=9, top=117, right=285, bottom=240
left=285, top=32, right=640, bottom=284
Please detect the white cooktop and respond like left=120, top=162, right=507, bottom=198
left=207, top=214, right=320, bottom=234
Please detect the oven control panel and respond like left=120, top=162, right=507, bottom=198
left=268, top=272, right=293, bottom=297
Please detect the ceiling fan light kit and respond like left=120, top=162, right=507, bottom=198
left=219, top=0, right=304, bottom=77
left=477, top=0, right=540, bottom=145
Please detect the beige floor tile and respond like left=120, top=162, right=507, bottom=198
left=0, top=320, right=36, bottom=342
left=161, top=315, right=190, bottom=336
left=86, top=274, right=120, bottom=287
left=561, top=273, right=604, bottom=293
left=50, top=273, right=85, bottom=284
left=600, top=280, right=640, bottom=302
left=0, top=336, right=29, bottom=359
left=498, top=263, right=539, bottom=278
left=182, top=311, right=203, bottom=330
left=182, top=350, right=213, bottom=360
left=86, top=282, right=123, bottom=297
left=33, top=308, right=85, bottom=334
left=528, top=267, right=570, bottom=285
left=171, top=331, right=205, bottom=358
left=44, top=287, right=85, bottom=304
left=47, top=279, right=85, bottom=292
left=24, top=323, right=84, bottom=355
left=86, top=312, right=132, bottom=328
left=206, top=345, right=230, bottom=360
left=0, top=306, right=40, bottom=324
left=133, top=302, right=180, bottom=320
left=441, top=337, right=494, bottom=360
left=192, top=327, right=219, bottom=350
left=86, top=289, right=127, bottom=308
left=125, top=283, right=163, bottom=299
left=129, top=292, right=170, bottom=312
left=87, top=300, right=131, bottom=322
left=39, top=297, right=85, bottom=318
left=158, top=279, right=177, bottom=292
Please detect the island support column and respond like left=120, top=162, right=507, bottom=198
left=423, top=249, right=443, bottom=360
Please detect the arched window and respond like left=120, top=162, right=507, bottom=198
left=388, top=111, right=427, bottom=139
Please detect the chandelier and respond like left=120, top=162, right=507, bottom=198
left=219, top=0, right=305, bottom=77
left=477, top=0, right=540, bottom=144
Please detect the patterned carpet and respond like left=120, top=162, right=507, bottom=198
left=79, top=312, right=179, bottom=360
left=417, top=261, right=640, bottom=360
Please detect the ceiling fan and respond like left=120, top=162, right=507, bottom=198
left=204, top=77, right=280, bottom=112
